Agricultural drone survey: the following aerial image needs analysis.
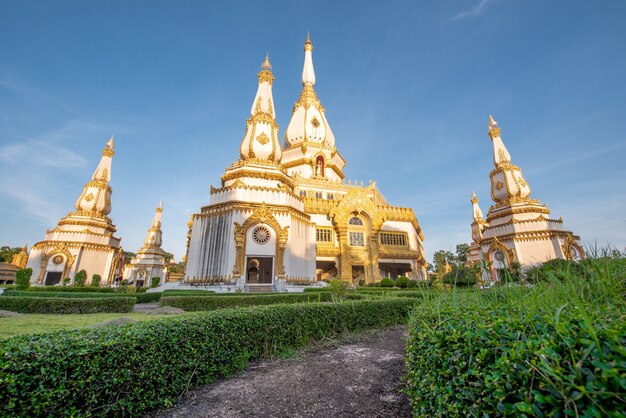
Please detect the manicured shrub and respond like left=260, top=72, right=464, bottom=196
left=442, top=266, right=477, bottom=287
left=162, top=289, right=216, bottom=296
left=524, top=258, right=588, bottom=284
left=14, top=268, right=32, bottom=290
left=73, top=269, right=87, bottom=287
left=303, top=287, right=333, bottom=292
left=395, top=276, right=410, bottom=288
left=90, top=274, right=101, bottom=287
left=150, top=276, right=160, bottom=288
left=406, top=279, right=418, bottom=288
left=0, top=299, right=416, bottom=416
left=23, top=286, right=116, bottom=293
left=406, top=304, right=625, bottom=417
left=135, top=292, right=161, bottom=303
left=379, top=278, right=394, bottom=287
left=160, top=292, right=364, bottom=311
left=63, top=277, right=71, bottom=286
left=0, top=296, right=135, bottom=314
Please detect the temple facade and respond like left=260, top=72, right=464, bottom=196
left=26, top=137, right=124, bottom=285
left=467, top=116, right=585, bottom=281
left=123, top=202, right=168, bottom=287
left=184, top=36, right=427, bottom=291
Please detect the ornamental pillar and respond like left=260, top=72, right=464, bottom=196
left=368, top=230, right=382, bottom=283
left=336, top=226, right=352, bottom=281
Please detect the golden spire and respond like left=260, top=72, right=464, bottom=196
left=258, top=53, right=274, bottom=85
left=261, top=52, right=272, bottom=70
left=103, top=134, right=115, bottom=157
left=21, top=243, right=28, bottom=254
left=304, top=32, right=313, bottom=51
left=488, top=115, right=500, bottom=139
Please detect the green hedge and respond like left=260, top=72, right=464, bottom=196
left=3, top=290, right=160, bottom=304
left=406, top=304, right=626, bottom=417
left=21, top=286, right=116, bottom=293
left=161, top=292, right=364, bottom=311
left=302, top=287, right=333, bottom=292
left=0, top=299, right=416, bottom=416
left=0, top=296, right=135, bottom=314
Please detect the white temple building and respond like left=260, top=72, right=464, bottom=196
left=467, top=116, right=585, bottom=281
left=26, top=137, right=124, bottom=285
left=183, top=36, right=427, bottom=291
left=123, top=202, right=168, bottom=287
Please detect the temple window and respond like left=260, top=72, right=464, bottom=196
left=299, top=190, right=307, bottom=197
left=316, top=228, right=333, bottom=243
left=315, top=156, right=325, bottom=177
left=349, top=217, right=364, bottom=226
left=380, top=232, right=408, bottom=247
left=327, top=193, right=334, bottom=200
left=349, top=232, right=365, bottom=247
left=315, top=191, right=323, bottom=199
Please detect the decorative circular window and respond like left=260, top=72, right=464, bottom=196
left=52, top=255, right=64, bottom=265
left=252, top=226, right=271, bottom=245
left=494, top=251, right=505, bottom=262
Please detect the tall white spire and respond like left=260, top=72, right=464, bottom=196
left=285, top=34, right=335, bottom=147
left=302, top=33, right=316, bottom=85
left=239, top=54, right=282, bottom=163
left=74, top=136, right=115, bottom=215
left=471, top=192, right=484, bottom=221
left=487, top=115, right=512, bottom=167
left=143, top=202, right=163, bottom=249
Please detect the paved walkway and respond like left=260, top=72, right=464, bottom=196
left=133, top=302, right=160, bottom=312
left=151, top=326, right=411, bottom=418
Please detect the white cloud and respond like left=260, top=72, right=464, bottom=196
left=452, top=0, right=494, bottom=21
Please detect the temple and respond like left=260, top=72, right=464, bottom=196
left=467, top=116, right=585, bottom=281
left=123, top=202, right=168, bottom=286
left=26, top=137, right=124, bottom=285
left=183, top=36, right=427, bottom=291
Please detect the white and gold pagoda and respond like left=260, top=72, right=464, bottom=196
left=26, top=137, right=124, bottom=285
left=123, top=202, right=167, bottom=287
left=183, top=36, right=426, bottom=291
left=467, top=116, right=585, bottom=281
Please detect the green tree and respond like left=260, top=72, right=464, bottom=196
left=0, top=246, right=22, bottom=263
left=15, top=268, right=32, bottom=289
left=123, top=251, right=136, bottom=265
left=432, top=250, right=455, bottom=272
left=455, top=243, right=471, bottom=264
left=150, top=276, right=161, bottom=288
left=163, top=252, right=174, bottom=264
left=443, top=265, right=478, bottom=288
left=74, top=270, right=87, bottom=287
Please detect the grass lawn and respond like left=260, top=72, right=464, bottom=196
left=0, top=312, right=172, bottom=340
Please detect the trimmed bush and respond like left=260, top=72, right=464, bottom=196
left=161, top=292, right=364, bottom=311
left=406, top=304, right=625, bottom=417
left=74, top=269, right=87, bottom=287
left=303, top=287, right=333, bottom=292
left=15, top=268, right=32, bottom=290
left=0, top=299, right=416, bottom=416
left=21, top=286, right=116, bottom=293
left=62, top=277, right=71, bottom=286
left=135, top=292, right=161, bottom=303
left=90, top=274, right=101, bottom=287
left=150, top=276, right=160, bottom=288
left=406, top=279, right=418, bottom=288
left=379, top=278, right=394, bottom=287
left=0, top=296, right=135, bottom=314
left=395, top=276, right=410, bottom=288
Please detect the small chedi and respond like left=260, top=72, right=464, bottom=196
left=467, top=116, right=584, bottom=281
left=123, top=202, right=168, bottom=286
left=184, top=35, right=427, bottom=291
left=26, top=137, right=124, bottom=285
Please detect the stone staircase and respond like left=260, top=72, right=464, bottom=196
left=245, top=284, right=276, bottom=293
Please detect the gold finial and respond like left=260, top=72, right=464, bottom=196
left=261, top=52, right=272, bottom=70
left=304, top=32, right=313, bottom=51
left=21, top=243, right=28, bottom=253
left=471, top=191, right=479, bottom=204
left=488, top=115, right=500, bottom=139
left=102, top=135, right=115, bottom=157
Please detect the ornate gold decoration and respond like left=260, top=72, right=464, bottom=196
left=486, top=237, right=515, bottom=265
left=311, top=116, right=320, bottom=128
left=497, top=148, right=507, bottom=162
left=495, top=181, right=504, bottom=191
left=257, top=69, right=274, bottom=85
left=329, top=187, right=386, bottom=231
left=221, top=167, right=294, bottom=189
left=256, top=132, right=270, bottom=145
left=102, top=148, right=115, bottom=157
left=488, top=127, right=501, bottom=139
left=85, top=193, right=95, bottom=202
left=232, top=203, right=289, bottom=278
left=562, top=234, right=585, bottom=260
left=52, top=255, right=64, bottom=264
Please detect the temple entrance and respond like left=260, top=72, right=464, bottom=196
left=44, top=272, right=62, bottom=286
left=246, top=257, right=273, bottom=284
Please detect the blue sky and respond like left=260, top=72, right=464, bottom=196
left=1, top=0, right=625, bottom=263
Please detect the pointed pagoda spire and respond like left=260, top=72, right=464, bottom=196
left=21, top=243, right=28, bottom=254
left=471, top=192, right=484, bottom=221
left=74, top=136, right=115, bottom=216
left=239, top=54, right=282, bottom=163
left=285, top=34, right=335, bottom=147
left=486, top=116, right=532, bottom=204
left=143, top=201, right=164, bottom=249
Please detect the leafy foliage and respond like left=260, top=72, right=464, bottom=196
left=0, top=246, right=22, bottom=263
left=406, top=279, right=418, bottom=288
left=73, top=269, right=87, bottom=287
left=14, top=268, right=32, bottom=290
left=0, top=296, right=135, bottom=314
left=90, top=274, right=101, bottom=287
left=160, top=292, right=365, bottom=311
left=0, top=299, right=416, bottom=416
left=395, top=276, right=410, bottom=288
left=3, top=290, right=160, bottom=304
left=442, top=265, right=478, bottom=287
left=19, top=286, right=115, bottom=293
left=379, top=278, right=394, bottom=288
left=150, top=276, right=161, bottom=288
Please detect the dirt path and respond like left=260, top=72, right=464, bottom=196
left=152, top=326, right=411, bottom=418
left=133, top=302, right=160, bottom=312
